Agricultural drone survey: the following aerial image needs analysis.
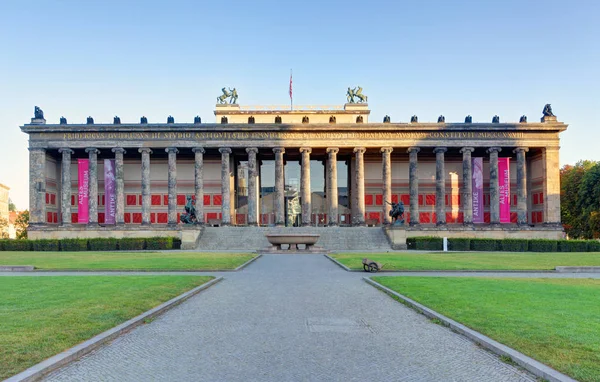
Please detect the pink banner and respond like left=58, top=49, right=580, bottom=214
left=104, top=159, right=116, bottom=224
left=77, top=159, right=89, bottom=224
left=472, top=157, right=484, bottom=223
left=498, top=158, right=510, bottom=223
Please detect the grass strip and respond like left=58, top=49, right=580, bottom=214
left=372, top=276, right=600, bottom=382
left=0, top=275, right=213, bottom=379
left=333, top=252, right=600, bottom=271
left=0, top=251, right=255, bottom=270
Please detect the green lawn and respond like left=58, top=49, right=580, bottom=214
left=333, top=252, right=600, bottom=271
left=372, top=276, right=600, bottom=382
left=0, top=276, right=213, bottom=379
left=0, top=251, right=255, bottom=270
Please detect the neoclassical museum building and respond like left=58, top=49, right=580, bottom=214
left=21, top=95, right=567, bottom=248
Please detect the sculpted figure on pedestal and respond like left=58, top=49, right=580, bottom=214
left=465, top=115, right=472, bottom=123
left=87, top=116, right=94, bottom=124
left=34, top=106, right=44, bottom=119
left=543, top=104, right=555, bottom=117
left=410, top=115, right=418, bottom=123
left=387, top=201, right=405, bottom=225
left=346, top=86, right=368, bottom=103
left=180, top=196, right=197, bottom=224
left=520, top=115, right=527, bottom=123
left=383, top=115, right=391, bottom=123
left=438, top=115, right=445, bottom=123
left=492, top=115, right=500, bottom=123
left=60, top=116, right=67, bottom=124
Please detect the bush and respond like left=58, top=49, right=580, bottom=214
left=557, top=240, right=589, bottom=252
left=2, top=239, right=31, bottom=251
left=145, top=237, right=174, bottom=250
left=470, top=239, right=499, bottom=251
left=448, top=238, right=470, bottom=251
left=588, top=240, right=600, bottom=252
left=528, top=239, right=558, bottom=252
left=407, top=237, right=443, bottom=250
left=118, top=238, right=146, bottom=251
left=60, top=238, right=88, bottom=251
left=88, top=238, right=119, bottom=251
left=31, top=239, right=60, bottom=251
left=498, top=239, right=528, bottom=252
left=0, top=239, right=6, bottom=250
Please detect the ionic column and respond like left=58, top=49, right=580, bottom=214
left=58, top=148, right=73, bottom=226
left=273, top=147, right=285, bottom=226
left=460, top=147, right=475, bottom=225
left=380, top=147, right=393, bottom=225
left=407, top=147, right=420, bottom=226
left=192, top=147, right=205, bottom=225
left=112, top=148, right=126, bottom=226
left=326, top=148, right=339, bottom=226
left=138, top=148, right=152, bottom=225
left=351, top=147, right=366, bottom=226
left=29, top=148, right=47, bottom=225
left=246, top=147, right=259, bottom=226
left=165, top=148, right=178, bottom=225
left=299, top=147, right=312, bottom=226
left=219, top=148, right=232, bottom=225
left=513, top=147, right=529, bottom=225
left=434, top=147, right=447, bottom=225
left=542, top=147, right=561, bottom=225
left=487, top=147, right=501, bottom=225
left=85, top=148, right=100, bottom=226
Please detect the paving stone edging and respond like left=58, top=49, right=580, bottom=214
left=363, top=277, right=577, bottom=382
left=234, top=254, right=262, bottom=270
left=5, top=276, right=224, bottom=382
left=555, top=266, right=600, bottom=273
left=324, top=254, right=352, bottom=271
left=0, top=266, right=34, bottom=272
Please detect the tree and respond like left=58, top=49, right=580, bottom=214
left=578, top=163, right=600, bottom=238
left=15, top=210, right=29, bottom=240
left=8, top=198, right=16, bottom=212
left=0, top=217, right=8, bottom=239
left=560, top=160, right=600, bottom=239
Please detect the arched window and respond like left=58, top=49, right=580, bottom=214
left=356, top=115, right=363, bottom=123
left=221, top=116, right=228, bottom=124
left=248, top=116, right=255, bottom=124
left=302, top=116, right=309, bottom=124
left=329, top=116, right=336, bottom=124
left=275, top=116, right=282, bottom=123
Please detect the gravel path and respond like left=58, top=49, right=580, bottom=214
left=39, top=254, right=540, bottom=381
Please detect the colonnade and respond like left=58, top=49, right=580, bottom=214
left=29, top=145, right=539, bottom=227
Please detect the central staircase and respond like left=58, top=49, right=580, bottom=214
left=195, top=226, right=393, bottom=252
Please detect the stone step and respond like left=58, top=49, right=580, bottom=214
left=196, top=226, right=393, bottom=252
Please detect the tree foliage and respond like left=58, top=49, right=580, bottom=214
left=0, top=217, right=8, bottom=239
left=8, top=198, right=16, bottom=212
left=561, top=161, right=600, bottom=239
left=15, top=210, right=29, bottom=240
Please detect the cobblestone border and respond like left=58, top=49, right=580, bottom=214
left=0, top=266, right=34, bottom=272
left=234, top=254, right=262, bottom=271
left=364, top=277, right=577, bottom=382
left=6, top=277, right=224, bottom=382
left=323, top=254, right=352, bottom=271
left=555, top=266, right=600, bottom=273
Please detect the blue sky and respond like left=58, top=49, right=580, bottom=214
left=1, top=0, right=598, bottom=209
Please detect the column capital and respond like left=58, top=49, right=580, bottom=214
left=433, top=147, right=447, bottom=154
left=326, top=147, right=339, bottom=155
left=138, top=148, right=153, bottom=154
left=299, top=147, right=312, bottom=154
left=165, top=147, right=179, bottom=154
left=219, top=147, right=232, bottom=154
left=58, top=148, right=74, bottom=155
left=111, top=147, right=126, bottom=154
left=28, top=147, right=46, bottom=153
left=460, top=147, right=475, bottom=154
left=85, top=147, right=100, bottom=155
left=486, top=146, right=502, bottom=154
left=407, top=147, right=420, bottom=154
left=272, top=147, right=285, bottom=154
left=380, top=147, right=393, bottom=154
left=192, top=147, right=205, bottom=154
left=354, top=147, right=367, bottom=154
left=513, top=147, right=529, bottom=154
left=245, top=147, right=259, bottom=154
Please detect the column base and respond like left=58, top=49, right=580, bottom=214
left=301, top=222, right=311, bottom=227
left=59, top=223, right=72, bottom=228
left=353, top=223, right=366, bottom=227
left=141, top=222, right=151, bottom=226
left=462, top=222, right=473, bottom=227
left=489, top=222, right=501, bottom=228
left=167, top=222, right=178, bottom=227
left=247, top=222, right=259, bottom=227
left=87, top=222, right=99, bottom=228
left=328, top=223, right=338, bottom=227
left=435, top=222, right=446, bottom=226
left=409, top=221, right=420, bottom=227
left=274, top=223, right=285, bottom=227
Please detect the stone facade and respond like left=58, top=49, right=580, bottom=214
left=20, top=103, right=568, bottom=243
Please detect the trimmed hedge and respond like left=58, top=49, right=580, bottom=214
left=59, top=238, right=89, bottom=251
left=528, top=239, right=558, bottom=252
left=498, top=239, right=528, bottom=252
left=118, top=238, right=146, bottom=251
left=588, top=241, right=600, bottom=252
left=2, top=240, right=31, bottom=251
left=31, top=239, right=60, bottom=252
left=407, top=237, right=443, bottom=250
left=448, top=238, right=470, bottom=251
left=145, top=237, right=174, bottom=250
left=557, top=240, right=588, bottom=252
left=88, top=238, right=119, bottom=251
left=470, top=238, right=499, bottom=251
left=0, top=237, right=182, bottom=251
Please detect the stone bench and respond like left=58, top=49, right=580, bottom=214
left=263, top=234, right=325, bottom=253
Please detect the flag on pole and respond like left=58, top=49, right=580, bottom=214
left=289, top=70, right=293, bottom=106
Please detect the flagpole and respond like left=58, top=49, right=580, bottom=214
left=290, top=69, right=293, bottom=111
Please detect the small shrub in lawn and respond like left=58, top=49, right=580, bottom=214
left=3, top=239, right=31, bottom=251
left=118, top=238, right=146, bottom=250
left=498, top=239, right=528, bottom=252
left=145, top=237, right=174, bottom=250
left=448, top=238, right=470, bottom=251
left=587, top=240, right=600, bottom=252
left=31, top=239, right=60, bottom=251
left=470, top=238, right=499, bottom=251
left=528, top=239, right=558, bottom=252
left=60, top=238, right=88, bottom=251
left=557, top=240, right=589, bottom=252
left=88, top=238, right=119, bottom=251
